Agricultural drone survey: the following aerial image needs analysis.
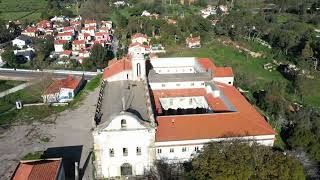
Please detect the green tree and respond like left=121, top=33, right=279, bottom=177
left=185, top=141, right=305, bottom=180
left=90, top=44, right=108, bottom=69
left=1, top=50, right=17, bottom=68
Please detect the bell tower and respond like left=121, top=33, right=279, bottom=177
left=131, top=53, right=146, bottom=81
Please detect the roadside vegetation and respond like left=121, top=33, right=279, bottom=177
left=0, top=80, right=24, bottom=92
left=0, top=74, right=102, bottom=127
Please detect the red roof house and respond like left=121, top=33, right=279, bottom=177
left=11, top=158, right=64, bottom=180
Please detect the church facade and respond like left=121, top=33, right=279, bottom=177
left=92, top=53, right=276, bottom=178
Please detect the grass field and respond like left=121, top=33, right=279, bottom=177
left=0, top=0, right=47, bottom=21
left=166, top=39, right=287, bottom=89
left=0, top=80, right=24, bottom=92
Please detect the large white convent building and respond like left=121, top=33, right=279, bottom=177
left=92, top=54, right=276, bottom=178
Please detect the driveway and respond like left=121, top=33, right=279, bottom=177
left=0, top=88, right=99, bottom=180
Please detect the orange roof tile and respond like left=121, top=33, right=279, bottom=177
left=63, top=50, right=72, bottom=56
left=43, top=76, right=82, bottom=95
left=84, top=19, right=96, bottom=24
left=131, top=33, right=148, bottom=39
left=57, top=32, right=73, bottom=37
left=12, top=159, right=62, bottom=180
left=155, top=83, right=276, bottom=142
left=73, top=40, right=85, bottom=45
left=24, top=27, right=37, bottom=33
left=103, top=56, right=132, bottom=79
left=197, top=58, right=233, bottom=77
left=54, top=40, right=67, bottom=45
left=186, top=36, right=200, bottom=44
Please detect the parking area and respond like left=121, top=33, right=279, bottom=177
left=0, top=88, right=99, bottom=180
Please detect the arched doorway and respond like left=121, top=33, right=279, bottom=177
left=120, top=163, right=132, bottom=176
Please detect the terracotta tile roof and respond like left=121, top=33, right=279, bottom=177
left=57, top=32, right=73, bottom=37
left=37, top=20, right=51, bottom=28
left=197, top=58, right=234, bottom=77
left=63, top=26, right=74, bottom=31
left=129, top=42, right=149, bottom=49
left=24, top=27, right=37, bottom=33
left=155, top=83, right=276, bottom=142
left=54, top=40, right=67, bottom=45
left=131, top=33, right=148, bottom=39
left=95, top=32, right=107, bottom=37
left=73, top=40, right=85, bottom=45
left=84, top=19, right=96, bottom=24
left=12, top=159, right=62, bottom=180
left=63, top=50, right=72, bottom=56
left=103, top=56, right=132, bottom=79
left=43, top=75, right=82, bottom=95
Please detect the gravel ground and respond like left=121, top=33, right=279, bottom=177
left=0, top=88, right=99, bottom=180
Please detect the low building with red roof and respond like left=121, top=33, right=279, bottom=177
left=128, top=42, right=150, bottom=55
left=54, top=40, right=68, bottom=53
left=56, top=32, right=74, bottom=41
left=131, top=33, right=148, bottom=45
left=21, top=27, right=38, bottom=37
left=11, top=158, right=65, bottom=180
left=59, top=50, right=72, bottom=59
left=37, top=20, right=52, bottom=30
left=92, top=55, right=276, bottom=178
left=84, top=19, right=97, bottom=28
left=72, top=40, right=86, bottom=51
left=42, top=75, right=84, bottom=103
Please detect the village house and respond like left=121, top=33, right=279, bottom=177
left=101, top=21, right=113, bottom=30
left=186, top=35, right=201, bottom=48
left=50, top=15, right=69, bottom=23
left=167, top=19, right=177, bottom=25
left=14, top=48, right=35, bottom=61
left=72, top=40, right=86, bottom=51
left=62, top=26, right=75, bottom=35
left=128, top=42, right=150, bottom=55
left=84, top=19, right=97, bottom=29
left=81, top=26, right=96, bottom=36
left=200, top=6, right=217, bottom=18
left=70, top=21, right=81, bottom=29
left=59, top=50, right=72, bottom=59
left=12, top=35, right=32, bottom=49
left=56, top=32, right=74, bottom=41
left=78, top=33, right=92, bottom=43
left=79, top=49, right=90, bottom=59
left=11, top=158, right=65, bottom=180
left=21, top=27, right=38, bottom=37
left=92, top=54, right=276, bottom=178
left=95, top=32, right=109, bottom=41
left=131, top=33, right=148, bottom=45
left=54, top=40, right=67, bottom=53
left=36, top=20, right=52, bottom=31
left=42, top=75, right=84, bottom=103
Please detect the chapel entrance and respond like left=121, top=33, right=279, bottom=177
left=120, top=163, right=132, bottom=176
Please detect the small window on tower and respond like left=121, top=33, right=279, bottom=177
left=123, top=148, right=128, bottom=156
left=157, top=149, right=162, bottom=154
left=162, top=84, right=166, bottom=87
left=170, top=148, right=174, bottom=153
left=109, top=148, right=114, bottom=157
left=195, top=146, right=199, bottom=152
left=136, top=147, right=141, bottom=156
left=121, top=119, right=127, bottom=128
left=182, top=147, right=187, bottom=152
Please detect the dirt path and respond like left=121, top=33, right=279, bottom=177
left=0, top=88, right=99, bottom=180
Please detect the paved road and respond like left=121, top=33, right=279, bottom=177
left=0, top=69, right=99, bottom=81
left=0, top=88, right=99, bottom=180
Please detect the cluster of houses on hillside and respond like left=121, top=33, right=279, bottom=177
left=18, top=16, right=113, bottom=64
left=128, top=33, right=166, bottom=56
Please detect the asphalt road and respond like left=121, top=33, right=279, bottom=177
left=0, top=70, right=97, bottom=81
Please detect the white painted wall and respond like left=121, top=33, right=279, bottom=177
left=150, top=57, right=196, bottom=69
left=12, top=39, right=26, bottom=48
left=155, top=135, right=275, bottom=162
left=213, top=77, right=234, bottom=86
left=153, top=67, right=196, bottom=74
left=149, top=81, right=205, bottom=90
left=54, top=44, right=64, bottom=53
left=132, top=37, right=148, bottom=44
left=93, top=113, right=155, bottom=178
left=106, top=70, right=132, bottom=82
left=128, top=46, right=149, bottom=55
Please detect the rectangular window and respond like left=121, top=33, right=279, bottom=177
left=157, top=149, right=162, bottom=154
left=182, top=147, right=187, bottom=152
left=162, top=84, right=166, bottom=87
left=109, top=148, right=114, bottom=157
left=170, top=148, right=174, bottom=153
left=123, top=148, right=128, bottom=156
left=136, top=147, right=141, bottom=156
left=176, top=83, right=180, bottom=87
left=195, top=146, right=199, bottom=152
